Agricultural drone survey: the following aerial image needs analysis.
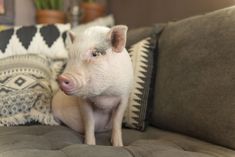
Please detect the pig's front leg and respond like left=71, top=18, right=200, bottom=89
left=111, top=95, right=128, bottom=147
left=79, top=99, right=96, bottom=145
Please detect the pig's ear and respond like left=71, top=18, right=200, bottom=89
left=107, top=25, right=128, bottom=53
left=66, top=31, right=76, bottom=46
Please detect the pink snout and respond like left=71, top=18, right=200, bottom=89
left=57, top=75, right=76, bottom=94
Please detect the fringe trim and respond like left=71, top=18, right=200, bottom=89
left=0, top=109, right=59, bottom=127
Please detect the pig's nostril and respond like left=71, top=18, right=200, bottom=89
left=58, top=74, right=76, bottom=91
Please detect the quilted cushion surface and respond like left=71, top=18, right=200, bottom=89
left=0, top=125, right=234, bottom=157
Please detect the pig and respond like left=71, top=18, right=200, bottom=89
left=52, top=25, right=133, bottom=147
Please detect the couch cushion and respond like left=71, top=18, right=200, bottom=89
left=126, top=140, right=213, bottom=157
left=126, top=24, right=165, bottom=48
left=151, top=6, right=235, bottom=149
left=124, top=127, right=235, bottom=157
left=0, top=24, right=70, bottom=59
left=0, top=125, right=234, bottom=157
left=0, top=54, right=57, bottom=126
left=124, top=35, right=157, bottom=131
left=123, top=24, right=165, bottom=131
left=126, top=26, right=155, bottom=48
left=0, top=24, right=70, bottom=94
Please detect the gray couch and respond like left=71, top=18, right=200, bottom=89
left=1, top=6, right=235, bottom=157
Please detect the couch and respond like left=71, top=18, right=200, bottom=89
left=0, top=5, right=235, bottom=157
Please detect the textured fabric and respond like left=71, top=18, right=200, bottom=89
left=151, top=6, right=235, bottom=149
left=126, top=24, right=165, bottom=48
left=0, top=126, right=234, bottom=157
left=126, top=140, right=213, bottom=157
left=0, top=24, right=70, bottom=59
left=126, top=27, right=155, bottom=48
left=0, top=54, right=58, bottom=126
left=124, top=36, right=157, bottom=131
left=50, top=59, right=67, bottom=94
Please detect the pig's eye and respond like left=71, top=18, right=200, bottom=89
left=92, top=49, right=102, bottom=57
left=92, top=52, right=98, bottom=57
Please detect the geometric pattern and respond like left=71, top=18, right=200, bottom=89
left=0, top=24, right=71, bottom=60
left=40, top=25, right=60, bottom=47
left=14, top=77, right=26, bottom=86
left=16, top=26, right=37, bottom=49
left=124, top=36, right=157, bottom=131
left=0, top=29, right=14, bottom=53
left=0, top=54, right=59, bottom=126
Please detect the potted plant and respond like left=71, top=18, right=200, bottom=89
left=34, top=0, right=66, bottom=24
left=79, top=0, right=106, bottom=23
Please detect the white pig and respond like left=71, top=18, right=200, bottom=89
left=52, top=25, right=133, bottom=146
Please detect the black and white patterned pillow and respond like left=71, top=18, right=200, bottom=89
left=0, top=54, right=58, bottom=126
left=124, top=35, right=157, bottom=131
left=0, top=24, right=70, bottom=59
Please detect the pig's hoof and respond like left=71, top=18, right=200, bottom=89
left=86, top=141, right=96, bottom=145
left=85, top=137, right=96, bottom=145
left=111, top=136, right=123, bottom=147
left=86, top=142, right=96, bottom=145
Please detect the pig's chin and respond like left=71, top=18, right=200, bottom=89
left=60, top=87, right=84, bottom=97
left=60, top=89, right=73, bottom=96
left=62, top=90, right=74, bottom=96
left=60, top=85, right=103, bottom=98
left=62, top=90, right=99, bottom=98
left=59, top=87, right=77, bottom=96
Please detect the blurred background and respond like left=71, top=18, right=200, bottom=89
left=0, top=0, right=235, bottom=29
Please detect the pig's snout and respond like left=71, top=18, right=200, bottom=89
left=57, top=75, right=76, bottom=94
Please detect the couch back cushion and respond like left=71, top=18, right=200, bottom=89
left=151, top=6, right=235, bottom=149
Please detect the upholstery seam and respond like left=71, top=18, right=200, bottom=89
left=123, top=147, right=136, bottom=157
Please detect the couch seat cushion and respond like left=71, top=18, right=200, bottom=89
left=0, top=125, right=234, bottom=157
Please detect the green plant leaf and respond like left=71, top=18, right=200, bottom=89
left=34, top=0, right=41, bottom=9
left=49, top=0, right=56, bottom=9
left=34, top=0, right=64, bottom=10
left=41, top=0, right=48, bottom=9
left=59, top=0, right=63, bottom=10
left=83, top=0, right=96, bottom=3
left=55, top=0, right=59, bottom=10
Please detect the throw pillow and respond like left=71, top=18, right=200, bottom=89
left=123, top=35, right=157, bottom=131
left=126, top=24, right=165, bottom=48
left=50, top=58, right=67, bottom=94
left=0, top=54, right=58, bottom=126
left=0, top=23, right=70, bottom=59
